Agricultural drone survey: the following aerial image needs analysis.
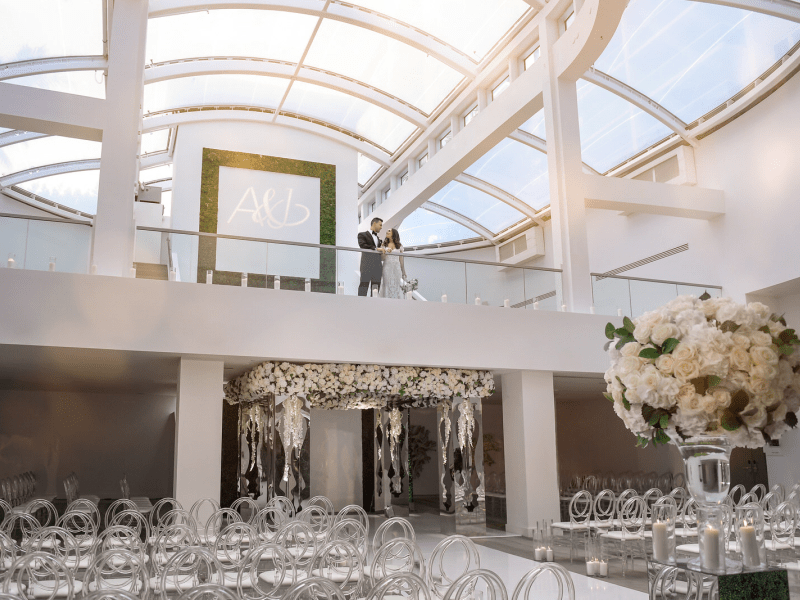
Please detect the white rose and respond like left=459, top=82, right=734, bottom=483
left=673, top=342, right=699, bottom=362
left=677, top=386, right=702, bottom=412
left=730, top=347, right=751, bottom=371
left=748, top=302, right=771, bottom=322
left=740, top=404, right=767, bottom=429
left=715, top=300, right=741, bottom=324
left=768, top=320, right=786, bottom=337
left=750, top=346, right=778, bottom=366
left=674, top=359, right=701, bottom=382
left=620, top=342, right=643, bottom=358
left=651, top=323, right=680, bottom=346
left=633, top=322, right=653, bottom=344
left=731, top=333, right=751, bottom=349
left=751, top=364, right=777, bottom=381
left=770, top=403, right=788, bottom=424
left=674, top=406, right=709, bottom=436
left=656, top=354, right=676, bottom=375
left=711, top=388, right=732, bottom=409
left=750, top=331, right=773, bottom=347
left=746, top=377, right=771, bottom=396
left=676, top=310, right=707, bottom=336
left=617, top=356, right=642, bottom=377
left=699, top=394, right=718, bottom=414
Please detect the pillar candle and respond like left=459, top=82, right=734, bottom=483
left=242, top=274, right=248, bottom=287
left=407, top=291, right=414, bottom=300
left=504, top=299, right=510, bottom=308
left=652, top=521, right=669, bottom=562
left=739, top=524, right=760, bottom=568
left=546, top=548, right=554, bottom=561
left=91, top=264, right=97, bottom=275
left=534, top=547, right=545, bottom=561
left=274, top=276, right=280, bottom=290
left=6, top=257, right=14, bottom=269
left=533, top=301, right=539, bottom=310
left=48, top=261, right=56, bottom=272
left=305, top=278, right=311, bottom=292
left=617, top=308, right=623, bottom=316
left=598, top=561, right=608, bottom=576
left=589, top=306, right=596, bottom=314
left=586, top=560, right=597, bottom=576
left=475, top=296, right=481, bottom=305
left=703, top=526, right=720, bottom=571
left=129, top=266, right=136, bottom=278
left=561, top=304, right=567, bottom=312
left=441, top=294, right=447, bottom=303
left=338, top=283, right=344, bottom=295
left=206, top=270, right=213, bottom=284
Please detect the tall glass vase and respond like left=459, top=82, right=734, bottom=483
left=676, top=436, right=732, bottom=505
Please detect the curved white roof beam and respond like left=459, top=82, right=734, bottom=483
left=0, top=56, right=108, bottom=81
left=142, top=107, right=392, bottom=166
left=421, top=201, right=495, bottom=241
left=145, top=59, right=428, bottom=126
left=508, top=129, right=600, bottom=175
left=140, top=152, right=173, bottom=171
left=147, top=0, right=477, bottom=77
left=454, top=173, right=540, bottom=222
left=690, top=0, right=800, bottom=23
left=0, top=130, right=49, bottom=148
left=581, top=67, right=697, bottom=147
left=0, top=159, right=100, bottom=187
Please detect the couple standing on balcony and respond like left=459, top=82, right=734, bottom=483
left=357, top=217, right=407, bottom=299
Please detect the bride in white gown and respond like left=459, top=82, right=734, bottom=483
left=379, top=228, right=407, bottom=299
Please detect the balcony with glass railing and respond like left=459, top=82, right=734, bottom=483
left=591, top=273, right=722, bottom=318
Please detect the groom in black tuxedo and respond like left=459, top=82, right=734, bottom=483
left=358, top=217, right=384, bottom=296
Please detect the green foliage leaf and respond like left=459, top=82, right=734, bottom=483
left=623, top=316, right=636, bottom=334
left=778, top=345, right=795, bottom=356
left=616, top=336, right=634, bottom=350
left=759, top=325, right=772, bottom=335
left=660, top=414, right=669, bottom=429
left=603, top=392, right=614, bottom=403
left=778, top=329, right=797, bottom=344
left=786, top=412, right=798, bottom=429
left=730, top=390, right=750, bottom=413
left=622, top=397, right=631, bottom=410
left=708, top=375, right=722, bottom=388
left=719, top=320, right=740, bottom=333
left=639, top=348, right=660, bottom=360
left=605, top=322, right=616, bottom=340
left=721, top=409, right=742, bottom=431
left=615, top=327, right=630, bottom=338
left=654, top=429, right=671, bottom=444
left=661, top=338, right=680, bottom=354
left=635, top=434, right=649, bottom=448
left=699, top=291, right=712, bottom=301
left=641, top=404, right=655, bottom=421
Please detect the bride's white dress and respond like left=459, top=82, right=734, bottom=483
left=379, top=250, right=404, bottom=299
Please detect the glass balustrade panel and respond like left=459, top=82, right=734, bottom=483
left=465, top=261, right=526, bottom=308
left=524, top=268, right=562, bottom=311
left=592, top=275, right=632, bottom=317
left=629, top=279, right=681, bottom=318
left=401, top=255, right=468, bottom=303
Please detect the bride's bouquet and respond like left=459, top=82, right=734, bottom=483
left=604, top=294, right=800, bottom=448
left=401, top=278, right=419, bottom=294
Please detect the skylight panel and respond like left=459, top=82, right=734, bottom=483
left=0, top=137, right=101, bottom=177
left=431, top=182, right=525, bottom=235
left=17, top=170, right=99, bottom=215
left=465, top=139, right=549, bottom=211
left=140, top=164, right=173, bottom=183
left=520, top=110, right=546, bottom=140
left=143, top=75, right=290, bottom=114
left=577, top=81, right=672, bottom=173
left=398, top=207, right=477, bottom=247
left=146, top=10, right=318, bottom=64
left=358, top=154, right=382, bottom=186
left=141, top=130, right=170, bottom=155
left=304, top=20, right=465, bottom=114
left=1, top=0, right=102, bottom=64
left=281, top=81, right=417, bottom=154
left=344, top=0, right=530, bottom=61
left=5, top=72, right=106, bottom=99
left=595, top=0, right=800, bottom=122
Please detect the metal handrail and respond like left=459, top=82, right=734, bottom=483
left=135, top=225, right=563, bottom=272
left=0, top=212, right=92, bottom=226
left=590, top=272, right=722, bottom=289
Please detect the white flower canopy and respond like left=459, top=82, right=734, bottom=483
left=2, top=0, right=799, bottom=245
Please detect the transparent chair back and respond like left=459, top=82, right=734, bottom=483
left=83, top=590, right=141, bottom=600
left=669, top=487, right=688, bottom=516
left=105, top=499, right=138, bottom=529
left=299, top=505, right=332, bottom=539
left=364, top=572, right=431, bottom=600
left=441, top=569, right=507, bottom=600
left=427, top=535, right=480, bottom=600
left=306, top=540, right=364, bottom=599
left=284, top=576, right=346, bottom=600
left=231, top=497, right=260, bottom=524
left=110, top=509, right=151, bottom=543
left=750, top=484, right=767, bottom=502
left=254, top=507, right=288, bottom=542
left=25, top=526, right=85, bottom=574
left=237, top=542, right=295, bottom=598
left=0, top=530, right=17, bottom=571
left=0, top=499, right=12, bottom=524
left=203, top=508, right=242, bottom=546
left=592, top=490, right=615, bottom=527
left=150, top=523, right=201, bottom=578
left=682, top=498, right=698, bottom=533
left=66, top=499, right=101, bottom=528
left=267, top=496, right=295, bottom=519
left=327, top=519, right=368, bottom=562
left=372, top=517, right=415, bottom=553
left=57, top=510, right=97, bottom=548
left=768, top=501, right=796, bottom=551
left=568, top=491, right=592, bottom=526
left=158, top=546, right=224, bottom=600
left=176, top=583, right=241, bottom=600
left=511, top=563, right=575, bottom=600
left=642, top=488, right=663, bottom=519
left=83, top=548, right=150, bottom=597
left=335, top=505, right=370, bottom=542
left=213, top=522, right=258, bottom=584
left=3, top=551, right=74, bottom=600
left=1, top=513, right=40, bottom=545
left=615, top=489, right=637, bottom=520
left=25, top=499, right=58, bottom=528
left=620, top=497, right=646, bottom=537
left=370, top=537, right=426, bottom=581
left=191, top=498, right=222, bottom=533
left=307, top=496, right=334, bottom=516
left=150, top=498, right=184, bottom=533
left=275, top=520, right=318, bottom=569
left=93, top=525, right=147, bottom=559
left=729, top=484, right=746, bottom=506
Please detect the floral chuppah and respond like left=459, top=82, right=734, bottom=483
left=224, top=361, right=495, bottom=523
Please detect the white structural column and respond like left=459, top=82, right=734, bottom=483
left=540, top=18, right=594, bottom=313
left=92, top=0, right=149, bottom=276
left=502, top=370, right=560, bottom=536
left=174, top=358, right=225, bottom=507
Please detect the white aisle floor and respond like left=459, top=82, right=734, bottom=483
left=374, top=514, right=648, bottom=600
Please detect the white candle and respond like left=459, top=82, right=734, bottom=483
left=504, top=299, right=510, bottom=308
left=652, top=521, right=669, bottom=562
left=129, top=266, right=136, bottom=278
left=586, top=560, right=597, bottom=576
left=169, top=269, right=176, bottom=281
left=338, top=283, right=345, bottom=295
left=703, top=526, right=720, bottom=571
left=6, top=257, right=14, bottom=269
left=617, top=308, right=623, bottom=316
left=739, top=524, right=760, bottom=568
left=305, top=278, right=311, bottom=292
left=406, top=291, right=414, bottom=300
left=546, top=548, right=554, bottom=561
left=534, top=547, right=545, bottom=561
left=242, top=274, right=248, bottom=287
left=48, top=261, right=56, bottom=272
left=589, top=306, right=596, bottom=314
left=274, top=276, right=280, bottom=289
left=441, top=293, right=447, bottom=303
left=475, top=296, right=481, bottom=305
left=533, top=301, right=539, bottom=310
left=598, top=561, right=608, bottom=577
left=561, top=304, right=567, bottom=312
left=206, top=270, right=213, bottom=284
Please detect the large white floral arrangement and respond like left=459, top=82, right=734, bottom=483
left=225, top=362, right=495, bottom=410
left=604, top=295, right=800, bottom=448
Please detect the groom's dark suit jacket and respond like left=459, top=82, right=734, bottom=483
left=358, top=230, right=382, bottom=283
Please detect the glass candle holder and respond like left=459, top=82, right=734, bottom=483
left=697, top=505, right=727, bottom=574
left=651, top=504, right=677, bottom=565
left=735, top=503, right=766, bottom=570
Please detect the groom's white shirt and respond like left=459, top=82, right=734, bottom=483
left=371, top=230, right=380, bottom=247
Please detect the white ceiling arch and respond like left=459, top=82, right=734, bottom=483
left=421, top=201, right=495, bottom=241
left=0, top=130, right=49, bottom=148
left=147, top=0, right=478, bottom=77
left=144, top=58, right=428, bottom=126
left=0, top=56, right=108, bottom=81
left=0, top=159, right=100, bottom=187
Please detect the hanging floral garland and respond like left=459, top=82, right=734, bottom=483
left=224, top=362, right=495, bottom=409
left=457, top=398, right=475, bottom=451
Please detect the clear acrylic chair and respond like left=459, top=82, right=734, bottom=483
left=364, top=572, right=430, bottom=600
left=511, top=563, right=575, bottom=600
left=202, top=508, right=242, bottom=547
left=767, top=501, right=796, bottom=565
left=3, top=551, right=75, bottom=599
left=751, top=484, right=767, bottom=502
left=191, top=498, right=221, bottom=535
left=729, top=484, right=746, bottom=506
left=149, top=498, right=184, bottom=536
left=154, top=546, right=224, bottom=600
left=150, top=522, right=201, bottom=578
left=551, top=490, right=592, bottom=562
left=370, top=538, right=426, bottom=582
left=25, top=526, right=91, bottom=574
left=93, top=525, right=147, bottom=560
left=298, top=505, right=332, bottom=542
left=600, top=496, right=646, bottom=576
left=327, top=518, right=368, bottom=562
left=372, top=518, right=416, bottom=556
left=104, top=499, right=138, bottom=529
left=427, top=535, right=480, bottom=600
left=23, top=499, right=58, bottom=528
left=441, top=569, right=507, bottom=600
left=276, top=521, right=318, bottom=570
left=335, top=505, right=370, bottom=542
left=83, top=548, right=150, bottom=597
left=306, top=540, right=365, bottom=599
left=0, top=531, right=18, bottom=571
left=83, top=590, right=141, bottom=600
left=66, top=499, right=101, bottom=529
left=242, top=542, right=298, bottom=591
left=1, top=513, right=40, bottom=546
left=0, top=499, right=12, bottom=524
left=672, top=473, right=685, bottom=489
left=109, top=509, right=151, bottom=544
left=284, top=576, right=346, bottom=600
left=177, top=583, right=240, bottom=600
left=642, top=488, right=664, bottom=520
left=308, top=496, right=334, bottom=516
left=267, top=496, right=295, bottom=519
left=212, top=522, right=258, bottom=588
left=231, top=497, right=260, bottom=524
left=57, top=510, right=97, bottom=549
left=591, top=489, right=616, bottom=530
left=254, top=507, right=288, bottom=542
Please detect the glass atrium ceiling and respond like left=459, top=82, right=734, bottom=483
left=2, top=0, right=799, bottom=242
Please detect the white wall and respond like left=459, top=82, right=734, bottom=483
left=170, top=121, right=358, bottom=285
left=0, top=389, right=175, bottom=498
left=309, top=409, right=362, bottom=511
